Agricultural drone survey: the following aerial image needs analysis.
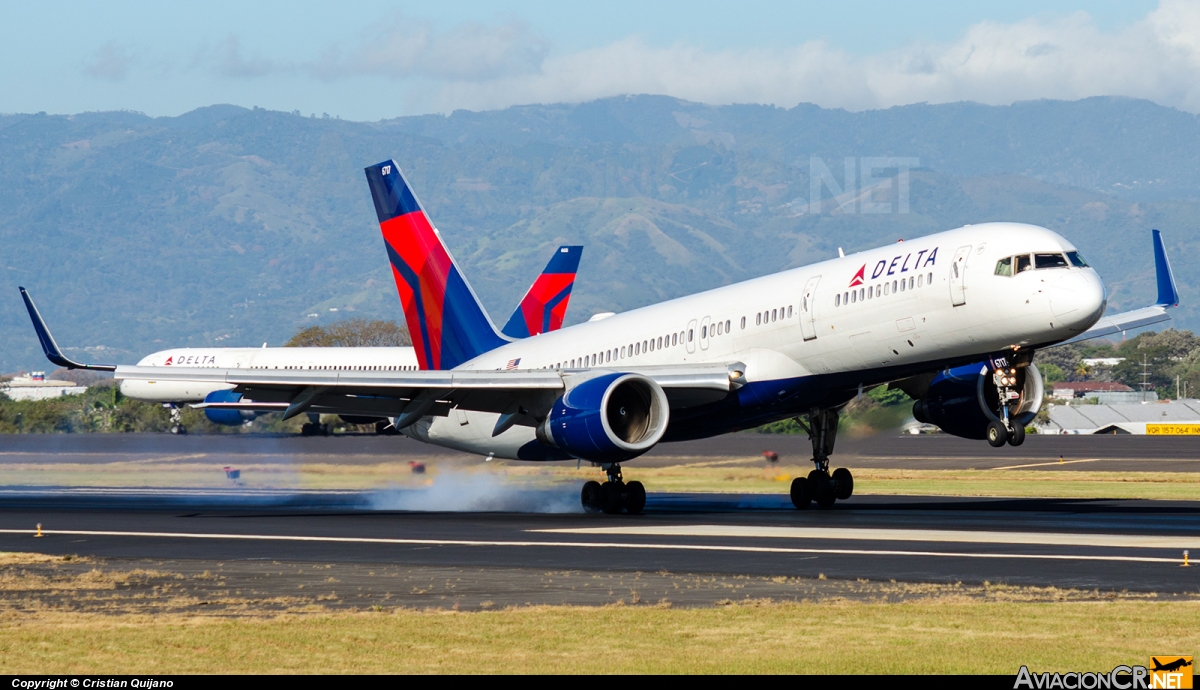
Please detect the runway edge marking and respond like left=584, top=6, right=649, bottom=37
left=0, top=528, right=1183, bottom=564
left=533, top=524, right=1200, bottom=550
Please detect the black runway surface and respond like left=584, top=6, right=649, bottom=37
left=2, top=432, right=1199, bottom=598
left=3, top=431, right=1200, bottom=470
left=1, top=490, right=1198, bottom=594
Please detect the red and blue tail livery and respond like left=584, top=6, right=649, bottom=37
left=366, top=160, right=507, bottom=370
left=501, top=246, right=583, bottom=338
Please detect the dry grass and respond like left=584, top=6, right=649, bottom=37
left=1, top=601, right=1196, bottom=674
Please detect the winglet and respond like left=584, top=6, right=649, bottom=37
left=1152, top=229, right=1178, bottom=307
left=18, top=287, right=116, bottom=371
left=502, top=245, right=584, bottom=338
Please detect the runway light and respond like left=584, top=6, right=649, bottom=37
left=1184, top=550, right=1191, bottom=567
left=34, top=523, right=42, bottom=538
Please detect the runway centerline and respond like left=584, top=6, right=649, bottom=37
left=0, top=528, right=1185, bottom=564
left=533, top=524, right=1200, bottom=550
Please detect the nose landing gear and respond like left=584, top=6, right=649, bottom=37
left=789, top=408, right=854, bottom=510
left=581, top=464, right=646, bottom=515
left=991, top=368, right=1026, bottom=447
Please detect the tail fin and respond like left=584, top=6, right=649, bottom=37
left=365, top=160, right=507, bottom=370
left=502, top=246, right=583, bottom=338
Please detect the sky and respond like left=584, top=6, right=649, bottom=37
left=4, top=0, right=1196, bottom=121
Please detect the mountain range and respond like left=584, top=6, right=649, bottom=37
left=1, top=95, right=1197, bottom=372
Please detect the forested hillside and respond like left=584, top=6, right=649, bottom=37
left=2, top=96, right=1198, bottom=371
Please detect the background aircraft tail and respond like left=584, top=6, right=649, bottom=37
left=365, top=160, right=508, bottom=370
left=502, top=246, right=583, bottom=338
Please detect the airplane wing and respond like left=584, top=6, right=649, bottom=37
left=115, top=362, right=746, bottom=429
left=18, top=287, right=117, bottom=372
left=1056, top=229, right=1179, bottom=346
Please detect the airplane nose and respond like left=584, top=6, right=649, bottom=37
left=1049, top=270, right=1106, bottom=332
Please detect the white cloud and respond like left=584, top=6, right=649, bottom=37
left=309, top=15, right=548, bottom=82
left=402, top=0, right=1200, bottom=114
left=211, top=34, right=283, bottom=78
left=83, top=41, right=134, bottom=82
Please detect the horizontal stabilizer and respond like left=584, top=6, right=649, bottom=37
left=502, top=245, right=584, bottom=338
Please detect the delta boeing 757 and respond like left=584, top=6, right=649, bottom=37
left=86, top=160, right=1182, bottom=514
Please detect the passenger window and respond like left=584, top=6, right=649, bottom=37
left=900, top=279, right=906, bottom=292
left=771, top=309, right=777, bottom=321
left=835, top=294, right=841, bottom=306
left=859, top=288, right=865, bottom=301
left=844, top=291, right=849, bottom=305
left=909, top=277, right=914, bottom=290
left=892, top=280, right=898, bottom=293
left=928, top=272, right=933, bottom=284
left=726, top=319, right=731, bottom=332
left=851, top=291, right=857, bottom=304
left=688, top=329, right=693, bottom=342
left=883, top=283, right=889, bottom=295
left=995, top=256, right=1012, bottom=276
left=1066, top=251, right=1089, bottom=268
left=1035, top=253, right=1069, bottom=269
left=701, top=326, right=707, bottom=338
left=635, top=343, right=640, bottom=355
left=620, top=346, right=625, bottom=358
left=740, top=317, right=746, bottom=329
left=917, top=274, right=923, bottom=287
left=868, top=286, right=873, bottom=299
left=673, top=333, right=678, bottom=346
left=1016, top=255, right=1032, bottom=273
left=756, top=312, right=762, bottom=325
left=643, top=340, right=648, bottom=351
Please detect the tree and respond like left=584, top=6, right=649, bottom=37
left=286, top=319, right=411, bottom=347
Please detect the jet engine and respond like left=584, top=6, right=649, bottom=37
left=911, top=361, right=1043, bottom=441
left=537, top=373, right=670, bottom=463
left=202, top=390, right=259, bottom=426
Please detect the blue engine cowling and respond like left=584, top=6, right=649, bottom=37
left=537, top=373, right=670, bottom=463
left=912, top=361, right=1043, bottom=440
left=203, top=389, right=259, bottom=426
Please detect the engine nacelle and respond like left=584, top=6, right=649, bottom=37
left=537, top=373, right=669, bottom=463
left=912, top=361, right=1043, bottom=440
left=203, top=390, right=258, bottom=426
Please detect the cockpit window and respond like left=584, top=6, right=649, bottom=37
left=1035, top=253, right=1069, bottom=269
left=994, top=257, right=1012, bottom=276
left=1015, top=255, right=1032, bottom=273
left=1066, top=250, right=1089, bottom=268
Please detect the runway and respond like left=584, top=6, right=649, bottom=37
left=3, top=431, right=1200, bottom=470
left=1, top=489, right=1198, bottom=595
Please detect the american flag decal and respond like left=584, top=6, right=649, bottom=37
left=505, top=358, right=521, bottom=370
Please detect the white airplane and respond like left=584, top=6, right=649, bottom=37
left=107, top=160, right=1179, bottom=514
left=20, top=244, right=583, bottom=434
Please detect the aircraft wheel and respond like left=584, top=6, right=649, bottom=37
left=581, top=481, right=602, bottom=513
left=1007, top=423, right=1026, bottom=447
left=599, top=482, right=623, bottom=514
left=625, top=481, right=646, bottom=515
left=832, top=467, right=854, bottom=500
left=789, top=477, right=811, bottom=510
left=986, top=421, right=1008, bottom=448
left=808, top=469, right=836, bottom=508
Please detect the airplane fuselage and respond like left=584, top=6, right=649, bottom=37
left=119, top=347, right=419, bottom=402
left=406, top=223, right=1105, bottom=459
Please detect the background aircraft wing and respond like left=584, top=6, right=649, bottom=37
left=1057, top=229, right=1178, bottom=346
left=19, top=287, right=117, bottom=371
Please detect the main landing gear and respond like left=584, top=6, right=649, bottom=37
left=165, top=405, right=187, bottom=435
left=987, top=367, right=1026, bottom=448
left=789, top=408, right=854, bottom=510
left=581, top=464, right=646, bottom=515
